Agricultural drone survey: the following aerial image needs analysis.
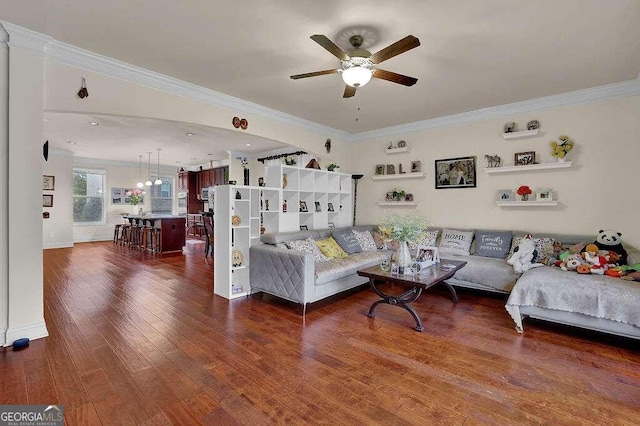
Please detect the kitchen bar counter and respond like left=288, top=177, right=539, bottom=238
left=124, top=215, right=186, bottom=254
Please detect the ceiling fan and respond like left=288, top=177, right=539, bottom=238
left=290, top=34, right=420, bottom=98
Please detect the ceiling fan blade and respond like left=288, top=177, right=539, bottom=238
left=373, top=69, right=418, bottom=86
left=343, top=85, right=356, bottom=98
left=290, top=69, right=339, bottom=80
left=310, top=35, right=350, bottom=61
left=369, top=35, right=420, bottom=64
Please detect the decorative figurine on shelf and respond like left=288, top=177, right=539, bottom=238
left=283, top=200, right=287, bottom=213
left=388, top=142, right=394, bottom=150
left=235, top=190, right=241, bottom=199
left=397, top=140, right=407, bottom=148
left=264, top=199, right=269, bottom=211
left=282, top=173, right=288, bottom=189
left=232, top=250, right=244, bottom=267
left=504, top=122, right=516, bottom=133
left=399, top=164, right=406, bottom=174
left=260, top=225, right=266, bottom=235
left=258, top=177, right=265, bottom=187
left=231, top=215, right=241, bottom=226
left=305, top=158, right=321, bottom=169
left=325, top=139, right=331, bottom=153
left=484, top=154, right=502, bottom=168
left=527, top=120, right=540, bottom=130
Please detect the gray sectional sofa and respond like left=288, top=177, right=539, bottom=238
left=250, top=226, right=640, bottom=340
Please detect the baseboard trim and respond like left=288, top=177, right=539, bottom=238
left=73, top=236, right=112, bottom=243
left=43, top=241, right=74, bottom=249
left=3, top=320, right=49, bottom=347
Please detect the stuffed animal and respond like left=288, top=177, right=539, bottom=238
left=507, top=235, right=543, bottom=274
left=582, top=243, right=609, bottom=275
left=621, top=271, right=640, bottom=282
left=560, top=253, right=583, bottom=271
left=593, top=230, right=628, bottom=265
left=576, top=264, right=592, bottom=274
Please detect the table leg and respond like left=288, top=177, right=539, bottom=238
left=441, top=281, right=458, bottom=302
left=367, top=278, right=425, bottom=332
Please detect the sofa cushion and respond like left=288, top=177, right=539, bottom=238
left=409, top=230, right=439, bottom=253
left=315, top=251, right=389, bottom=285
left=508, top=236, right=555, bottom=265
left=448, top=254, right=519, bottom=292
left=332, top=229, right=363, bottom=254
left=285, top=237, right=329, bottom=263
left=439, top=228, right=474, bottom=256
left=352, top=230, right=377, bottom=252
left=474, top=230, right=513, bottom=259
left=316, top=237, right=348, bottom=259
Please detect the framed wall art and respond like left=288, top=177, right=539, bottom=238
left=375, top=164, right=385, bottom=175
left=43, top=175, right=55, bottom=190
left=299, top=201, right=308, bottom=212
left=43, top=194, right=53, bottom=207
left=536, top=188, right=553, bottom=201
left=434, top=156, right=477, bottom=189
left=514, top=151, right=536, bottom=166
left=498, top=189, right=512, bottom=201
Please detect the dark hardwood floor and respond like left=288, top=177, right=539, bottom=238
left=2, top=240, right=639, bottom=425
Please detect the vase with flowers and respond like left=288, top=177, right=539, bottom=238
left=516, top=185, right=532, bottom=201
left=125, top=189, right=145, bottom=213
left=551, top=135, right=574, bottom=162
left=379, top=212, right=429, bottom=274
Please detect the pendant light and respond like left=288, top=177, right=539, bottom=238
left=144, top=151, right=153, bottom=186
left=136, top=155, right=144, bottom=189
left=154, top=148, right=162, bottom=185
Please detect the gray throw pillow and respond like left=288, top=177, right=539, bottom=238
left=331, top=229, right=363, bottom=254
left=474, top=230, right=513, bottom=259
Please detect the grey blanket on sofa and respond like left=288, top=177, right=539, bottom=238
left=506, top=267, right=640, bottom=327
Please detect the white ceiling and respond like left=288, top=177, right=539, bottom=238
left=44, top=112, right=287, bottom=166
left=2, top=1, right=640, bottom=135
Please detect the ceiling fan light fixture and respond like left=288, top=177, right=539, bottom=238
left=342, top=66, right=372, bottom=88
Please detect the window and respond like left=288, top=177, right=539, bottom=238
left=150, top=176, right=173, bottom=214
left=73, top=169, right=106, bottom=224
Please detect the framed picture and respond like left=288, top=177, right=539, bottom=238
left=514, top=151, right=536, bottom=166
left=434, top=156, right=477, bottom=189
left=43, top=175, right=55, bottom=190
left=386, top=164, right=395, bottom=175
left=375, top=164, right=385, bottom=175
left=299, top=225, right=308, bottom=231
left=314, top=201, right=321, bottom=212
left=327, top=202, right=334, bottom=212
left=411, top=161, right=421, bottom=173
left=415, top=246, right=440, bottom=268
left=385, top=192, right=394, bottom=201
left=328, top=222, right=335, bottom=228
left=498, top=189, right=512, bottom=201
left=299, top=201, right=308, bottom=212
left=43, top=194, right=53, bottom=207
left=536, top=188, right=553, bottom=201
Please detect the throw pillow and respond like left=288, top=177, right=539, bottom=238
left=316, top=237, right=348, bottom=259
left=438, top=228, right=474, bottom=256
left=474, top=230, right=513, bottom=259
left=331, top=229, right=363, bottom=254
left=508, top=236, right=555, bottom=265
left=285, top=237, right=329, bottom=263
left=372, top=231, right=386, bottom=249
left=408, top=230, right=439, bottom=253
left=352, top=230, right=377, bottom=252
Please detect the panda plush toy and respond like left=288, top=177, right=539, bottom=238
left=593, top=229, right=628, bottom=265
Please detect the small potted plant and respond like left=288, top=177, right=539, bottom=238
left=516, top=185, right=532, bottom=201
left=327, top=163, right=339, bottom=172
left=392, top=188, right=405, bottom=201
left=550, top=135, right=574, bottom=162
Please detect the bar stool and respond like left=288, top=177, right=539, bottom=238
left=140, top=226, right=154, bottom=252
left=113, top=224, right=123, bottom=243
left=120, top=223, right=132, bottom=246
left=151, top=227, right=162, bottom=254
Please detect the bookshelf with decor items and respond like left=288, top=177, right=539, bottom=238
left=264, top=165, right=353, bottom=229
left=214, top=185, right=281, bottom=299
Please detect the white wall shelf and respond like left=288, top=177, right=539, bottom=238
left=497, top=201, right=559, bottom=207
left=385, top=147, right=409, bottom=154
left=372, top=172, right=426, bottom=181
left=377, top=201, right=418, bottom=207
left=484, top=161, right=572, bottom=174
left=501, top=129, right=539, bottom=140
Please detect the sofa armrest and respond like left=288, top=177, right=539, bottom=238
left=249, top=245, right=315, bottom=305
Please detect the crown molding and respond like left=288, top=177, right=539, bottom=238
left=44, top=37, right=350, bottom=140
left=73, top=156, right=177, bottom=171
left=349, top=79, right=640, bottom=141
left=0, top=21, right=51, bottom=56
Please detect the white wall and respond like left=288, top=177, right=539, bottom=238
left=72, top=158, right=177, bottom=242
left=353, top=95, right=640, bottom=248
left=43, top=152, right=74, bottom=248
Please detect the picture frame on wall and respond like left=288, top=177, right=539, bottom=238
left=498, top=189, right=512, bottom=201
left=434, top=156, right=477, bottom=189
left=43, top=194, right=53, bottom=207
left=43, top=175, right=55, bottom=190
left=299, top=201, right=308, bottom=212
left=514, top=151, right=536, bottom=166
left=536, top=188, right=553, bottom=201
left=327, top=202, right=334, bottom=212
